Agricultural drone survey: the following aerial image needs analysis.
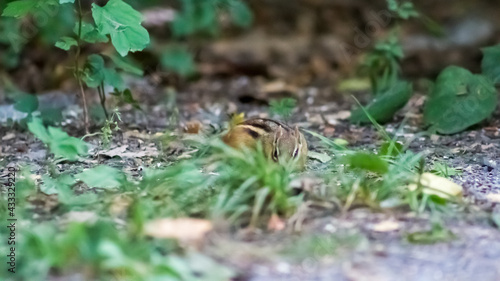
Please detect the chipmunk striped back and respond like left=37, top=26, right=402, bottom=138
left=222, top=118, right=308, bottom=170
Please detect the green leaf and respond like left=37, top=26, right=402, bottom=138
left=387, top=0, right=419, bottom=20
left=76, top=165, right=125, bottom=189
left=55, top=36, right=77, bottom=51
left=121, top=89, right=141, bottom=110
left=350, top=80, right=413, bottom=123
left=83, top=54, right=105, bottom=88
left=269, top=98, right=297, bottom=119
left=172, top=0, right=218, bottom=37
left=75, top=21, right=109, bottom=44
left=2, top=0, right=57, bottom=17
left=109, top=54, right=143, bottom=76
left=379, top=141, right=404, bottom=157
left=59, top=0, right=74, bottom=3
left=481, top=45, right=500, bottom=84
left=13, top=92, right=39, bottom=113
left=161, top=46, right=196, bottom=76
left=423, top=66, right=498, bottom=134
left=27, top=117, right=89, bottom=161
left=406, top=222, right=455, bottom=244
left=344, top=152, right=389, bottom=174
left=27, top=117, right=51, bottom=143
left=83, top=54, right=125, bottom=90
left=103, top=68, right=125, bottom=90
left=91, top=0, right=150, bottom=56
left=40, top=174, right=76, bottom=195
left=229, top=1, right=253, bottom=28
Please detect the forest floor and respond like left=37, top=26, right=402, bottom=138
left=2, top=75, right=500, bottom=281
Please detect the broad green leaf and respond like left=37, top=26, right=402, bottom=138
left=59, top=0, right=74, bottom=3
left=13, top=92, right=38, bottom=113
left=2, top=0, right=57, bottom=17
left=91, top=0, right=150, bottom=56
left=344, top=152, right=389, bottom=174
left=161, top=46, right=196, bottom=76
left=76, top=165, right=125, bottom=189
left=47, top=126, right=88, bottom=159
left=103, top=68, right=125, bottom=90
left=481, top=45, right=500, bottom=84
left=27, top=117, right=51, bottom=143
left=74, top=21, right=109, bottom=44
left=83, top=54, right=105, bottom=88
left=172, top=0, right=218, bottom=37
left=40, top=174, right=75, bottom=195
left=57, top=184, right=98, bottom=205
left=350, top=80, right=413, bottom=123
left=379, top=141, right=403, bottom=157
left=109, top=54, right=143, bottom=76
left=55, top=36, right=77, bottom=51
left=83, top=54, right=125, bottom=90
left=27, top=117, right=89, bottom=161
left=423, top=66, right=498, bottom=134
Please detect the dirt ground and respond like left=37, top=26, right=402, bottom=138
left=2, top=75, right=500, bottom=280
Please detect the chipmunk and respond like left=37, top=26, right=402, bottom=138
left=222, top=118, right=308, bottom=170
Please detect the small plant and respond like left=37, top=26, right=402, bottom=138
left=269, top=98, right=297, bottom=120
left=27, top=117, right=88, bottom=161
left=351, top=1, right=419, bottom=124
left=100, top=109, right=121, bottom=148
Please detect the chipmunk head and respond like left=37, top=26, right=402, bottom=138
left=263, top=125, right=308, bottom=170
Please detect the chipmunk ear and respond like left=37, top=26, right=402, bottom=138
left=277, top=125, right=285, bottom=137
left=294, top=126, right=302, bottom=143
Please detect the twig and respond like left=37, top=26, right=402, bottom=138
left=75, top=0, right=89, bottom=133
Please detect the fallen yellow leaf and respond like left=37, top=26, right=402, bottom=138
left=408, top=173, right=462, bottom=199
left=144, top=218, right=213, bottom=247
left=371, top=220, right=400, bottom=232
left=486, top=193, right=500, bottom=203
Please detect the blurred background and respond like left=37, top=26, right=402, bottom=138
left=0, top=0, right=499, bottom=114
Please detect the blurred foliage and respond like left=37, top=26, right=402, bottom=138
left=423, top=66, right=497, bottom=134
left=269, top=98, right=297, bottom=120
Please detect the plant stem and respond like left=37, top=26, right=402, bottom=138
left=99, top=82, right=108, bottom=119
left=75, top=0, right=89, bottom=133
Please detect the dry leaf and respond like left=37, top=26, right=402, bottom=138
left=267, top=214, right=286, bottom=231
left=109, top=194, right=133, bottom=217
left=486, top=193, right=500, bottom=203
left=229, top=112, right=245, bottom=129
left=98, top=145, right=159, bottom=158
left=2, top=133, right=15, bottom=141
left=62, top=211, right=98, bottom=224
left=144, top=218, right=213, bottom=248
left=371, top=220, right=400, bottom=232
left=308, top=151, right=332, bottom=163
left=184, top=121, right=202, bottom=134
left=408, top=173, right=462, bottom=199
left=261, top=80, right=297, bottom=94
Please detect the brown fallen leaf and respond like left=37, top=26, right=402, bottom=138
left=408, top=173, right=462, bottom=199
left=370, top=220, right=400, bottom=232
left=144, top=218, right=213, bottom=248
left=97, top=145, right=159, bottom=158
left=267, top=213, right=286, bottom=231
left=184, top=120, right=203, bottom=134
left=109, top=194, right=133, bottom=217
left=2, top=132, right=15, bottom=141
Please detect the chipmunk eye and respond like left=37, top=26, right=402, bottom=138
left=292, top=148, right=299, bottom=158
left=272, top=148, right=279, bottom=162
